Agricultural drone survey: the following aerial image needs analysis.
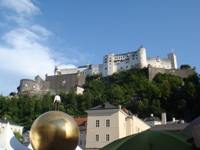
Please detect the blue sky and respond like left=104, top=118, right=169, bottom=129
left=0, top=0, right=199, bottom=96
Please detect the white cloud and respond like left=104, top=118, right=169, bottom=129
left=0, top=0, right=84, bottom=96
left=0, top=27, right=55, bottom=79
left=0, top=0, right=40, bottom=16
left=31, top=25, right=52, bottom=40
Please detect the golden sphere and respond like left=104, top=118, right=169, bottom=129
left=30, top=111, right=80, bottom=150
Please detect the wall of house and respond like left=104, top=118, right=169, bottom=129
left=79, top=128, right=87, bottom=150
left=85, top=109, right=120, bottom=150
left=117, top=110, right=128, bottom=138
left=131, top=116, right=150, bottom=134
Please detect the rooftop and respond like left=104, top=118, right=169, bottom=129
left=150, top=123, right=189, bottom=132
left=74, top=118, right=87, bottom=126
left=87, top=103, right=118, bottom=110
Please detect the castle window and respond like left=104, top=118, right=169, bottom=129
left=105, top=68, right=107, bottom=70
left=126, top=66, right=128, bottom=68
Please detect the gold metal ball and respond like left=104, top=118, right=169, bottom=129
left=30, top=111, right=80, bottom=150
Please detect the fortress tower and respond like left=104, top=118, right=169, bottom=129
left=168, top=53, right=177, bottom=69
left=102, top=53, right=115, bottom=76
left=137, top=46, right=148, bottom=68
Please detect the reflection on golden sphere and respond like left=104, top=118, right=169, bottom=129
left=30, top=111, right=80, bottom=150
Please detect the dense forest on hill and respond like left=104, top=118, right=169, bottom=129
left=0, top=68, right=200, bottom=130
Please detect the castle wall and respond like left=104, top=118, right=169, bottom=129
left=91, top=64, right=102, bottom=75
left=60, top=67, right=86, bottom=75
left=35, top=75, right=50, bottom=91
left=165, top=68, right=195, bottom=79
left=147, top=67, right=166, bottom=81
left=19, top=76, right=50, bottom=95
left=147, top=57, right=171, bottom=69
left=45, top=73, right=87, bottom=94
left=147, top=67, right=196, bottom=81
left=19, top=79, right=39, bottom=93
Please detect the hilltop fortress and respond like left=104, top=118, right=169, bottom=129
left=18, top=46, right=195, bottom=95
left=55, top=46, right=177, bottom=77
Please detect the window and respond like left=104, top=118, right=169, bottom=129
left=80, top=140, right=82, bottom=145
left=106, top=119, right=110, bottom=127
left=105, top=134, right=110, bottom=141
left=96, top=134, right=100, bottom=141
left=96, top=120, right=100, bottom=127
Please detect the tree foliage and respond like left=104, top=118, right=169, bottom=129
left=180, top=64, right=191, bottom=69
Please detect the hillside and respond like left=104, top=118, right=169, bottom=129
left=0, top=68, right=199, bottom=130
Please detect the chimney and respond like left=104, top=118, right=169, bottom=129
left=118, top=105, right=121, bottom=109
left=150, top=114, right=153, bottom=117
left=161, top=113, right=167, bottom=124
left=172, top=117, right=176, bottom=122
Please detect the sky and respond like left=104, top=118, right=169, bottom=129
left=0, top=0, right=199, bottom=96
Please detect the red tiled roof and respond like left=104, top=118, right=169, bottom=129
left=122, top=108, right=129, bottom=114
left=74, top=118, right=87, bottom=126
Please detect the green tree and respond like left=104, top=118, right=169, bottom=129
left=14, top=132, right=23, bottom=142
left=180, top=64, right=191, bottom=69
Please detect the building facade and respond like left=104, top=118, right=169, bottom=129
left=74, top=118, right=87, bottom=150
left=85, top=103, right=150, bottom=150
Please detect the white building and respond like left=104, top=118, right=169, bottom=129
left=144, top=114, right=162, bottom=127
left=0, top=119, right=24, bottom=135
left=54, top=46, right=177, bottom=77
left=85, top=103, right=150, bottom=150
